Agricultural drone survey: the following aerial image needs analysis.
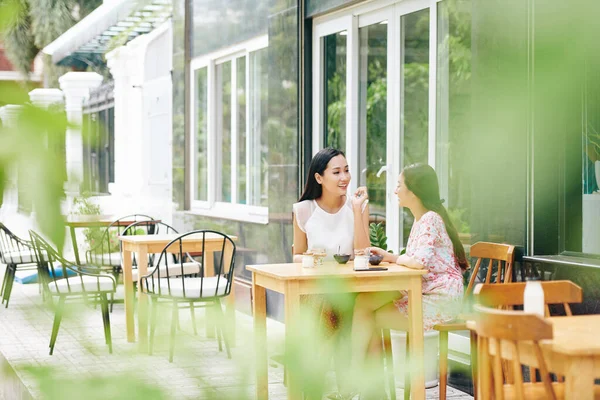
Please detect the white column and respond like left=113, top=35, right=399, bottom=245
left=106, top=45, right=145, bottom=199
left=59, top=72, right=103, bottom=193
left=28, top=88, right=64, bottom=109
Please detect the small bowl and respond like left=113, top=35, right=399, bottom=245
left=369, top=254, right=384, bottom=266
left=334, top=254, right=351, bottom=264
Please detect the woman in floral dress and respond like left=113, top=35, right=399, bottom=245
left=350, top=163, right=468, bottom=398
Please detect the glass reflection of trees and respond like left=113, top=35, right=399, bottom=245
left=437, top=0, right=473, bottom=243
left=324, top=32, right=347, bottom=150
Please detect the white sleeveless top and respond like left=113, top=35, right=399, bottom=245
left=293, top=198, right=355, bottom=260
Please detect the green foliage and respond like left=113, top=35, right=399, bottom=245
left=448, top=207, right=470, bottom=234
left=71, top=193, right=103, bottom=252
left=2, top=0, right=101, bottom=77
left=369, top=222, right=387, bottom=251
left=25, top=367, right=167, bottom=400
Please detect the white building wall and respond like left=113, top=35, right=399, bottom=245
left=97, top=21, right=174, bottom=225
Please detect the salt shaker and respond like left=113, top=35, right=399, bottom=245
left=523, top=280, right=545, bottom=317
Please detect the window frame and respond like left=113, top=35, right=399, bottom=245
left=312, top=0, right=440, bottom=252
left=189, top=35, right=269, bottom=224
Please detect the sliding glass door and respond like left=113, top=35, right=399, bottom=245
left=313, top=0, right=435, bottom=251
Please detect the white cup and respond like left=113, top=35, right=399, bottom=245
left=302, top=255, right=315, bottom=268
left=354, top=255, right=369, bottom=270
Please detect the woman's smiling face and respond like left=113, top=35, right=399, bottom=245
left=316, top=154, right=351, bottom=197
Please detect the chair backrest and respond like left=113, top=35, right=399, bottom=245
left=141, top=230, right=236, bottom=300
left=473, top=280, right=582, bottom=316
left=122, top=221, right=180, bottom=266
left=465, top=242, right=516, bottom=295
left=0, top=223, right=34, bottom=264
left=473, top=304, right=557, bottom=400
left=85, top=214, right=154, bottom=266
left=30, top=231, right=116, bottom=296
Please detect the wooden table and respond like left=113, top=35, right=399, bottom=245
left=66, top=215, right=142, bottom=265
left=248, top=261, right=428, bottom=400
left=119, top=233, right=237, bottom=351
left=471, top=315, right=600, bottom=400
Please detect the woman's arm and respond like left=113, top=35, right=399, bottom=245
left=292, top=214, right=308, bottom=263
left=352, top=187, right=371, bottom=250
left=394, top=254, right=426, bottom=270
left=369, top=247, right=423, bottom=269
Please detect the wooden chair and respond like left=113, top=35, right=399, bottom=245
left=473, top=280, right=583, bottom=385
left=473, top=280, right=582, bottom=317
left=472, top=304, right=600, bottom=400
left=472, top=304, right=558, bottom=400
left=383, top=241, right=515, bottom=400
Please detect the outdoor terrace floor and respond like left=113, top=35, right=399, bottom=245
left=0, top=269, right=473, bottom=399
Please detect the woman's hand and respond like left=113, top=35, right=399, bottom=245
left=369, top=246, right=397, bottom=263
left=352, top=186, right=369, bottom=212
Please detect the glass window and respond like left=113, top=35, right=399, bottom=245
left=191, top=37, right=269, bottom=213
left=437, top=0, right=474, bottom=246
left=358, top=22, right=387, bottom=219
left=237, top=56, right=247, bottom=205
left=195, top=67, right=208, bottom=202
left=323, top=32, right=347, bottom=150
left=217, top=61, right=232, bottom=203
left=580, top=63, right=600, bottom=254
left=249, top=47, right=269, bottom=207
left=402, top=9, right=429, bottom=167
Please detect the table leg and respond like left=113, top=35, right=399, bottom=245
left=564, top=357, right=594, bottom=400
left=284, top=281, right=301, bottom=400
left=122, top=249, right=135, bottom=342
left=69, top=226, right=80, bottom=265
left=253, top=275, right=268, bottom=400
left=224, top=244, right=236, bottom=346
left=137, top=247, right=149, bottom=352
left=407, top=277, right=425, bottom=400
left=226, top=279, right=236, bottom=346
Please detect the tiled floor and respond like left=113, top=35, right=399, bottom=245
left=0, top=269, right=473, bottom=400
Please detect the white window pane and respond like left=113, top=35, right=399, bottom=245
left=237, top=56, right=247, bottom=205
left=249, top=47, right=269, bottom=207
left=217, top=61, right=232, bottom=202
left=195, top=67, right=208, bottom=201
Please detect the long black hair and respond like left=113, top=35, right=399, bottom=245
left=299, top=147, right=346, bottom=202
left=403, top=163, right=468, bottom=271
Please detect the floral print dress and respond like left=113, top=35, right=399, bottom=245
left=393, top=211, right=464, bottom=330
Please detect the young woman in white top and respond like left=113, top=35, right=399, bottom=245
left=292, top=147, right=371, bottom=399
left=293, top=147, right=371, bottom=262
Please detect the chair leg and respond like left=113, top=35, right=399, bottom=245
left=1, top=265, right=8, bottom=299
left=3, top=264, right=16, bottom=308
left=439, top=331, right=449, bottom=400
left=214, top=299, right=231, bottom=359
left=149, top=297, right=159, bottom=355
left=382, top=329, right=397, bottom=400
left=169, top=300, right=178, bottom=363
left=100, top=293, right=113, bottom=354
left=404, top=333, right=411, bottom=400
left=49, top=296, right=66, bottom=355
left=190, top=302, right=197, bottom=335
left=470, top=330, right=478, bottom=400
